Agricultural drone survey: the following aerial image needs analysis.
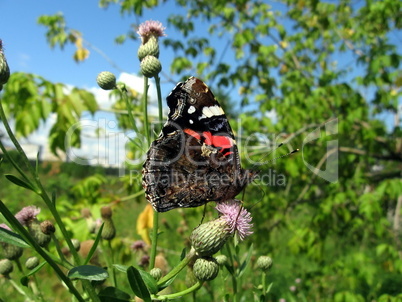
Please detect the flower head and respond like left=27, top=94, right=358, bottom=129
left=131, top=240, right=147, bottom=252
left=137, top=20, right=166, bottom=41
left=15, top=206, right=41, bottom=226
left=216, top=200, right=253, bottom=240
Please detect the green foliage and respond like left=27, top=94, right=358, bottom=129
left=0, top=0, right=401, bottom=301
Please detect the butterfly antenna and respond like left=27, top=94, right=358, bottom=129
left=266, top=148, right=299, bottom=164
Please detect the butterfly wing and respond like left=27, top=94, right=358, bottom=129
left=142, top=77, right=256, bottom=212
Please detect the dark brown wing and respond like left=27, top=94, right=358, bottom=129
left=142, top=131, right=256, bottom=212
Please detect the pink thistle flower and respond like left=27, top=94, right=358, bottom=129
left=137, top=20, right=166, bottom=40
left=131, top=240, right=147, bottom=251
left=0, top=223, right=11, bottom=231
left=15, top=206, right=41, bottom=226
left=216, top=200, right=253, bottom=240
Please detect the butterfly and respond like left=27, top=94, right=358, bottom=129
left=142, top=77, right=258, bottom=212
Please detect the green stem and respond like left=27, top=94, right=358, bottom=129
left=148, top=75, right=164, bottom=269
left=0, top=200, right=86, bottom=302
left=120, top=84, right=139, bottom=134
left=8, top=278, right=33, bottom=301
left=143, top=77, right=150, bottom=144
left=107, top=240, right=117, bottom=287
left=51, top=233, right=73, bottom=268
left=0, top=98, right=81, bottom=266
left=15, top=258, right=24, bottom=273
left=152, top=281, right=203, bottom=300
left=261, top=272, right=267, bottom=302
left=154, top=75, right=163, bottom=129
left=157, top=248, right=196, bottom=286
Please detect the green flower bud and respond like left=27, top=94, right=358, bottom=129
left=25, top=257, right=40, bottom=270
left=0, top=259, right=13, bottom=276
left=215, top=255, right=228, bottom=266
left=97, top=71, right=117, bottom=90
left=149, top=267, right=162, bottom=281
left=193, top=257, right=219, bottom=281
left=1, top=242, right=23, bottom=260
left=256, top=256, right=273, bottom=272
left=28, top=220, right=51, bottom=247
left=140, top=55, right=162, bottom=78
left=138, top=35, right=159, bottom=61
left=101, top=219, right=116, bottom=241
left=190, top=218, right=231, bottom=257
left=0, top=40, right=10, bottom=91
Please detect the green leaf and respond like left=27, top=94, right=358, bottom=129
left=0, top=227, right=30, bottom=248
left=4, top=174, right=35, bottom=192
left=20, top=262, right=47, bottom=286
left=138, top=269, right=158, bottom=294
left=113, top=264, right=129, bottom=273
left=238, top=244, right=253, bottom=278
left=98, top=287, right=131, bottom=302
left=126, top=266, right=151, bottom=302
left=84, top=223, right=104, bottom=265
left=68, top=265, right=108, bottom=281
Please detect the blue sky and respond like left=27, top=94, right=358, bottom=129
left=0, top=0, right=182, bottom=89
left=1, top=1, right=401, bottom=166
left=0, top=0, right=194, bottom=165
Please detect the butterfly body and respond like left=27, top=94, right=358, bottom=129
left=142, top=77, right=257, bottom=212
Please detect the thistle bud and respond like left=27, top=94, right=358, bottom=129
left=215, top=255, right=228, bottom=266
left=193, top=257, right=219, bottom=281
left=1, top=242, right=23, bottom=260
left=0, top=259, right=13, bottom=276
left=140, top=55, right=162, bottom=78
left=149, top=267, right=162, bottom=281
left=28, top=220, right=51, bottom=247
left=256, top=256, right=273, bottom=272
left=138, top=35, right=159, bottom=61
left=97, top=71, right=117, bottom=90
left=25, top=257, right=40, bottom=270
left=101, top=206, right=116, bottom=241
left=0, top=40, right=10, bottom=91
left=100, top=206, right=113, bottom=219
left=190, top=218, right=231, bottom=257
left=40, top=220, right=55, bottom=235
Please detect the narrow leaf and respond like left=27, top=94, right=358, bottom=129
left=84, top=223, right=104, bottom=265
left=98, top=287, right=131, bottom=302
left=238, top=244, right=253, bottom=278
left=5, top=174, right=35, bottom=191
left=127, top=266, right=151, bottom=302
left=0, top=227, right=30, bottom=248
left=68, top=265, right=108, bottom=281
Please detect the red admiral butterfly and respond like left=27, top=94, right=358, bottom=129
left=142, top=77, right=258, bottom=212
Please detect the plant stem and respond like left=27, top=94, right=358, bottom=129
left=0, top=200, right=86, bottom=302
left=107, top=240, right=117, bottom=287
left=153, top=281, right=203, bottom=300
left=147, top=75, right=163, bottom=270
left=157, top=248, right=196, bottom=286
left=0, top=98, right=81, bottom=266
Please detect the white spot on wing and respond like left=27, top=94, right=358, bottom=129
left=188, top=106, right=196, bottom=114
left=201, top=105, right=224, bottom=118
left=189, top=119, right=194, bottom=124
